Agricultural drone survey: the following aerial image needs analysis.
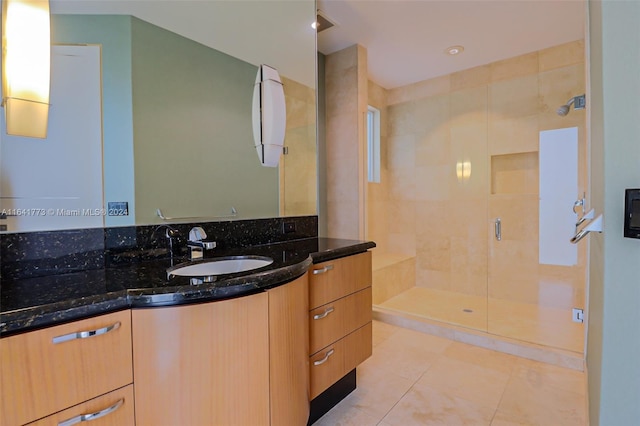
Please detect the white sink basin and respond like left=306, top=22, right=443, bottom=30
left=168, top=256, right=273, bottom=277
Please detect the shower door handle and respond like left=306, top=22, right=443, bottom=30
left=573, top=197, right=585, bottom=214
left=495, top=218, right=502, bottom=241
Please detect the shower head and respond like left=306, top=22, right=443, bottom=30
left=557, top=94, right=586, bottom=116
left=556, top=104, right=571, bottom=116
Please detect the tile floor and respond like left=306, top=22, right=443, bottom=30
left=313, top=321, right=588, bottom=426
left=378, top=287, right=584, bottom=353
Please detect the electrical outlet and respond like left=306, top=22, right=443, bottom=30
left=283, top=222, right=296, bottom=234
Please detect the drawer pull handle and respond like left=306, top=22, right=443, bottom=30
left=312, top=265, right=334, bottom=275
left=58, top=398, right=124, bottom=426
left=313, top=307, right=335, bottom=320
left=313, top=349, right=335, bottom=366
left=53, top=322, right=121, bottom=344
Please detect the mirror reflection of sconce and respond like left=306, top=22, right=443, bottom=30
left=456, top=159, right=471, bottom=183
left=252, top=64, right=286, bottom=167
left=1, top=0, right=51, bottom=138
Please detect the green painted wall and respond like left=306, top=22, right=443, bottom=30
left=131, top=18, right=278, bottom=224
left=51, top=15, right=280, bottom=226
left=51, top=15, right=135, bottom=227
left=588, top=1, right=640, bottom=424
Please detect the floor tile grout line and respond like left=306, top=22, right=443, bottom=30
left=488, top=375, right=512, bottom=426
left=489, top=364, right=520, bottom=425
left=375, top=365, right=434, bottom=425
left=375, top=381, right=421, bottom=425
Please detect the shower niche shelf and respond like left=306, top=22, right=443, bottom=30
left=490, top=151, right=539, bottom=195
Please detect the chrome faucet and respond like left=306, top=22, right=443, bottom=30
left=154, top=224, right=181, bottom=259
left=187, top=226, right=217, bottom=260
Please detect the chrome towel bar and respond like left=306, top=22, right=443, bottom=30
left=156, top=207, right=238, bottom=221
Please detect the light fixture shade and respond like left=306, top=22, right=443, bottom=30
left=1, top=0, right=51, bottom=138
left=252, top=64, right=286, bottom=167
left=456, top=159, right=471, bottom=183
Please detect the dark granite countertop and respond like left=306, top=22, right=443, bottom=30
left=0, top=237, right=375, bottom=336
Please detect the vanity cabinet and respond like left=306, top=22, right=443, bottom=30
left=308, top=252, right=372, bottom=399
left=132, top=274, right=309, bottom=426
left=0, top=310, right=133, bottom=426
left=1, top=247, right=373, bottom=425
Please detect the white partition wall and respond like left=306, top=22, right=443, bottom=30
left=539, top=127, right=579, bottom=266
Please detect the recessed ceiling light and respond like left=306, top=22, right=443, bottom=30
left=445, top=45, right=464, bottom=55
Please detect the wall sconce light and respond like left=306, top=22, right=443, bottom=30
left=456, top=159, right=471, bottom=183
left=1, top=0, right=51, bottom=138
left=252, top=64, right=286, bottom=167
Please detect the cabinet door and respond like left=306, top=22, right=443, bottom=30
left=268, top=274, right=310, bottom=426
left=27, top=385, right=134, bottom=426
left=132, top=292, right=270, bottom=426
left=1, top=310, right=133, bottom=426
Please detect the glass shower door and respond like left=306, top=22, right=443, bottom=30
left=487, top=127, right=586, bottom=353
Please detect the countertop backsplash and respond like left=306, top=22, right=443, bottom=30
left=1, top=216, right=318, bottom=281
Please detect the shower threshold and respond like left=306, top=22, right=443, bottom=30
left=373, top=306, right=584, bottom=371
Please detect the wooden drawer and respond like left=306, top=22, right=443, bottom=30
left=0, top=310, right=133, bottom=426
left=309, top=251, right=372, bottom=309
left=309, top=322, right=373, bottom=399
left=27, top=385, right=135, bottom=426
left=309, top=340, right=345, bottom=399
left=343, top=321, right=373, bottom=372
left=310, top=287, right=372, bottom=354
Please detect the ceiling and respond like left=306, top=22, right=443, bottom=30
left=49, top=1, right=586, bottom=90
left=317, top=0, right=586, bottom=89
left=50, top=0, right=317, bottom=88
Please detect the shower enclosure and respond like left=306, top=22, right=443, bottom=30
left=367, top=40, right=587, bottom=354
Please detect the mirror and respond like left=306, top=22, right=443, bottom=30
left=0, top=0, right=317, bottom=233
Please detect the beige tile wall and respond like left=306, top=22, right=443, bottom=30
left=367, top=81, right=390, bottom=251
left=280, top=76, right=317, bottom=216
left=325, top=45, right=368, bottom=239
left=366, top=40, right=587, bottom=341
